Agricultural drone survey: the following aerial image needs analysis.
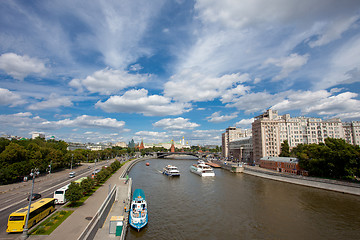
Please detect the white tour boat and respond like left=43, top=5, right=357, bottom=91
left=190, top=160, right=215, bottom=177
left=163, top=165, right=180, bottom=176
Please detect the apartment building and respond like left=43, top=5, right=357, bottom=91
left=222, top=127, right=251, bottom=158
left=252, top=109, right=345, bottom=164
left=343, top=121, right=360, bottom=146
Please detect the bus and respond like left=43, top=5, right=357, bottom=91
left=53, top=184, right=70, bottom=204
left=6, top=198, right=55, bottom=233
left=74, top=177, right=87, bottom=184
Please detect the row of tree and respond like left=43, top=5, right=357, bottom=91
left=280, top=138, right=360, bottom=180
left=0, top=138, right=129, bottom=185
left=65, top=160, right=123, bottom=203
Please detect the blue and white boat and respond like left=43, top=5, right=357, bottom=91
left=163, top=165, right=180, bottom=176
left=129, top=189, right=148, bottom=231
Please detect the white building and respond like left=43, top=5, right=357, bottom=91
left=252, top=109, right=346, bottom=164
left=32, top=132, right=45, bottom=139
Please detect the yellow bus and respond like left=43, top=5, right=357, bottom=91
left=6, top=198, right=55, bottom=233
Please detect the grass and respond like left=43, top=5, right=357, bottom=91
left=30, top=210, right=73, bottom=235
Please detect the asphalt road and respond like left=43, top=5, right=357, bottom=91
left=0, top=160, right=112, bottom=240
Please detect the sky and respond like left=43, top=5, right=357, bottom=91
left=1, top=0, right=360, bottom=146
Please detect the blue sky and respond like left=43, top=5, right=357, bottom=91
left=1, top=0, right=360, bottom=145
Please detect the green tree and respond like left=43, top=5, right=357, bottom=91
left=279, top=140, right=290, bottom=157
left=65, top=182, right=83, bottom=202
left=80, top=177, right=94, bottom=194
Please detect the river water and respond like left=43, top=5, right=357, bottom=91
left=126, top=158, right=360, bottom=240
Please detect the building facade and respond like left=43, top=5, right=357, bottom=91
left=252, top=109, right=346, bottom=164
left=222, top=127, right=251, bottom=158
left=259, top=156, right=307, bottom=175
left=343, top=121, right=360, bottom=146
left=228, top=136, right=253, bottom=163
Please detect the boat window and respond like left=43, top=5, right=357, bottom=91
left=132, top=204, right=136, bottom=209
left=141, top=204, right=145, bottom=209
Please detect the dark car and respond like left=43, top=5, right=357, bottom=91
left=27, top=193, right=41, bottom=201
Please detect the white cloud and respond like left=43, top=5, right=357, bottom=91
left=0, top=53, right=47, bottom=80
left=264, top=53, right=309, bottom=81
left=316, top=34, right=360, bottom=89
left=221, top=85, right=250, bottom=103
left=226, top=89, right=360, bottom=120
left=135, top=131, right=167, bottom=137
left=153, top=117, right=200, bottom=130
left=96, top=88, right=192, bottom=116
left=0, top=88, right=26, bottom=106
left=69, top=68, right=148, bottom=95
left=164, top=69, right=250, bottom=102
left=309, top=16, right=359, bottom=48
left=225, top=91, right=287, bottom=114
left=303, top=92, right=360, bottom=116
left=206, top=111, right=238, bottom=123
left=235, top=118, right=254, bottom=128
left=27, top=93, right=73, bottom=110
left=52, top=115, right=125, bottom=129
left=271, top=90, right=331, bottom=112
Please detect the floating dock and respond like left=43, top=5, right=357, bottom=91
left=205, top=161, right=221, bottom=168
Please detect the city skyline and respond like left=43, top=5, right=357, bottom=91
left=1, top=1, right=360, bottom=145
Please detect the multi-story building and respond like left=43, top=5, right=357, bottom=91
left=222, top=127, right=251, bottom=158
left=343, top=121, right=360, bottom=146
left=252, top=109, right=346, bottom=164
left=228, top=136, right=253, bottom=163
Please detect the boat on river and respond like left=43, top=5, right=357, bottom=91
left=163, top=165, right=180, bottom=176
left=190, top=160, right=215, bottom=177
left=129, top=189, right=148, bottom=231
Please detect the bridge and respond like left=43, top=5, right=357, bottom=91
left=154, top=152, right=204, bottom=159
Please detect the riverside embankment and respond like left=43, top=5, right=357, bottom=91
left=243, top=165, right=360, bottom=196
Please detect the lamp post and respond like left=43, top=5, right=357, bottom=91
left=71, top=153, right=73, bottom=171
left=22, top=168, right=39, bottom=240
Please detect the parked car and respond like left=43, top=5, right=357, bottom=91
left=27, top=193, right=41, bottom=201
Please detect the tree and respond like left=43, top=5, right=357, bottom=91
left=65, top=182, right=83, bottom=202
left=80, top=177, right=94, bottom=194
left=279, top=140, right=290, bottom=157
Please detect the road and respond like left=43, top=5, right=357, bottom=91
left=0, top=160, right=112, bottom=240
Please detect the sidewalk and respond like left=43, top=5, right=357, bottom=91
left=27, top=160, right=133, bottom=240
left=93, top=178, right=131, bottom=240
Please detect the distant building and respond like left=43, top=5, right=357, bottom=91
left=32, top=132, right=45, bottom=139
left=114, top=142, right=127, bottom=148
left=67, top=143, right=88, bottom=151
left=222, top=127, right=251, bottom=158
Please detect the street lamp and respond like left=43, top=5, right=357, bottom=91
left=71, top=153, right=74, bottom=171
left=22, top=168, right=39, bottom=240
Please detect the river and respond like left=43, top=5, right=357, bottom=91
left=126, top=158, right=360, bottom=240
